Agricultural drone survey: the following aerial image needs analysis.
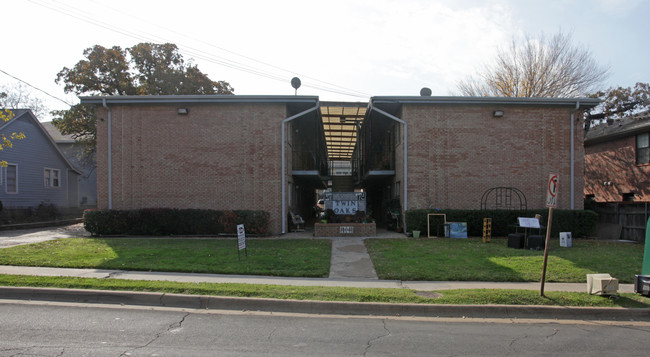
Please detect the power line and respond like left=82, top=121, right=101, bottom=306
left=87, top=0, right=370, bottom=97
left=29, top=0, right=370, bottom=99
left=0, top=69, right=73, bottom=107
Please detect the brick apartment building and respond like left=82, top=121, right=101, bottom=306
left=584, top=113, right=650, bottom=203
left=80, top=95, right=598, bottom=234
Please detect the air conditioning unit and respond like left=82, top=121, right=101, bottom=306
left=634, top=275, right=650, bottom=296
left=587, top=273, right=619, bottom=295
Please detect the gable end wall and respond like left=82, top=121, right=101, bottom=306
left=96, top=103, right=286, bottom=234
left=401, top=104, right=584, bottom=210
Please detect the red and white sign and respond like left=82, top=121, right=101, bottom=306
left=546, top=173, right=559, bottom=208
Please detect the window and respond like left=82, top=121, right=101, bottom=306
left=44, top=168, right=61, bottom=188
left=637, top=133, right=649, bottom=165
left=393, top=181, right=401, bottom=199
left=6, top=164, right=17, bottom=193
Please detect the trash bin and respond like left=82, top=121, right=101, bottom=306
left=526, top=235, right=545, bottom=250
left=635, top=275, right=650, bottom=296
left=508, top=233, right=525, bottom=249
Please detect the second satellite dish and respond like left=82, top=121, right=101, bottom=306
left=291, top=77, right=301, bottom=95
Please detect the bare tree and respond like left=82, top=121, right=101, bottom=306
left=457, top=31, right=609, bottom=97
left=0, top=82, right=49, bottom=118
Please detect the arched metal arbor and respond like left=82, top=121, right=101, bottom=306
left=480, top=187, right=527, bottom=210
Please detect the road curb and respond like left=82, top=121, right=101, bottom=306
left=2, top=286, right=649, bottom=321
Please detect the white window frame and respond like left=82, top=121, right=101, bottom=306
left=44, top=168, right=61, bottom=188
left=6, top=164, right=17, bottom=194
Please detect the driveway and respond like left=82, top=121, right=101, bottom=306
left=0, top=223, right=89, bottom=248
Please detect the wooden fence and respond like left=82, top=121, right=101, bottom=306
left=593, top=202, right=648, bottom=242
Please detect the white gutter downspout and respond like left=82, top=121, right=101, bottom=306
left=281, top=103, right=319, bottom=234
left=368, top=103, right=408, bottom=232
left=102, top=98, right=113, bottom=209
left=571, top=101, right=580, bottom=210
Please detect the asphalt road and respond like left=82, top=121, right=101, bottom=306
left=1, top=300, right=649, bottom=356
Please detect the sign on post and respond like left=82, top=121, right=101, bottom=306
left=237, top=224, right=247, bottom=260
left=546, top=173, right=559, bottom=208
left=541, top=173, right=558, bottom=296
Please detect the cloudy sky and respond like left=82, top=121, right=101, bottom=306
left=3, top=0, right=649, bottom=120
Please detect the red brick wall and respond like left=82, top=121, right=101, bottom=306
left=96, top=103, right=287, bottom=234
left=585, top=136, right=650, bottom=202
left=400, top=104, right=584, bottom=210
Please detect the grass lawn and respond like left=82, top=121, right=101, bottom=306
left=1, top=274, right=649, bottom=308
left=366, top=237, right=645, bottom=283
left=0, top=238, right=331, bottom=278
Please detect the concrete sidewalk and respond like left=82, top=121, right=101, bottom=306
left=0, top=265, right=635, bottom=293
left=0, top=265, right=646, bottom=322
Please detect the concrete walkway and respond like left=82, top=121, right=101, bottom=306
left=328, top=238, right=378, bottom=279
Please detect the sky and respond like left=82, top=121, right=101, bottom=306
left=3, top=0, right=650, bottom=121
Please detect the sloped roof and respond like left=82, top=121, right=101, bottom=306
left=41, top=121, right=76, bottom=143
left=0, top=109, right=82, bottom=174
left=584, top=112, right=650, bottom=145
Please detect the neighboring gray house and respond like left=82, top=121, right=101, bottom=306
left=42, top=122, right=97, bottom=207
left=0, top=109, right=81, bottom=209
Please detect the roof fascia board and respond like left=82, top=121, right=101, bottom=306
left=371, top=96, right=600, bottom=108
left=585, top=125, right=650, bottom=146
left=79, top=95, right=320, bottom=105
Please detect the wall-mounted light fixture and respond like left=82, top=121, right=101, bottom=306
left=493, top=110, right=504, bottom=117
left=177, top=108, right=189, bottom=115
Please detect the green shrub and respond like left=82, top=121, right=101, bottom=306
left=83, top=209, right=129, bottom=235
left=234, top=210, right=271, bottom=235
left=405, top=209, right=597, bottom=237
left=83, top=208, right=271, bottom=236
left=35, top=203, right=59, bottom=221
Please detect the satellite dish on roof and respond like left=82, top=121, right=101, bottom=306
left=291, top=77, right=301, bottom=95
left=420, top=87, right=432, bottom=96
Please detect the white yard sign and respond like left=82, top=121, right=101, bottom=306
left=237, top=224, right=246, bottom=250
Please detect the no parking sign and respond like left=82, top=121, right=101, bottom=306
left=546, top=173, right=559, bottom=208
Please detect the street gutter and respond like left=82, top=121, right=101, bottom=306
left=1, top=286, right=649, bottom=322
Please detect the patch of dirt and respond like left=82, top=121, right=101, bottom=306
left=415, top=291, right=444, bottom=299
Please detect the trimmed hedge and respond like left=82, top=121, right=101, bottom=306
left=405, top=209, right=597, bottom=238
left=83, top=208, right=270, bottom=236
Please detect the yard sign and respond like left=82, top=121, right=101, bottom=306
left=237, top=224, right=247, bottom=260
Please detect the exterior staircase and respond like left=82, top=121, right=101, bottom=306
left=331, top=175, right=355, bottom=192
